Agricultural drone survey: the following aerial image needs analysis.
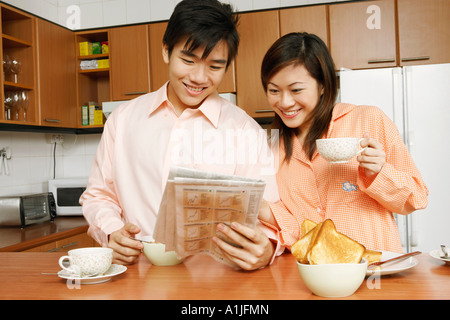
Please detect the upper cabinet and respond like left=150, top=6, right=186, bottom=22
left=110, top=25, right=150, bottom=100
left=0, top=5, right=38, bottom=125
left=149, top=22, right=168, bottom=92
left=37, top=19, right=77, bottom=128
left=279, top=5, right=329, bottom=46
left=398, top=0, right=450, bottom=66
left=235, top=11, right=279, bottom=118
left=329, top=0, right=397, bottom=70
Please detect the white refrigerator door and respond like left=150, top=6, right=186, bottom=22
left=340, top=68, right=412, bottom=252
left=403, top=63, right=450, bottom=253
left=339, top=68, right=404, bottom=137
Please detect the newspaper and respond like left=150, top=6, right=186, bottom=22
left=153, top=166, right=266, bottom=266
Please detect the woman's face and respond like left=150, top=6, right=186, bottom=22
left=266, top=63, right=323, bottom=131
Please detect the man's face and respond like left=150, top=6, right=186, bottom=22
left=163, top=39, right=229, bottom=114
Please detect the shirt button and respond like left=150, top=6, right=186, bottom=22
left=317, top=207, right=321, bottom=213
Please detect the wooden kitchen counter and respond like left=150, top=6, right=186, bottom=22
left=0, top=217, right=89, bottom=252
left=0, top=251, right=448, bottom=301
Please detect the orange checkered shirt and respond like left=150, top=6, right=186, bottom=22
left=269, top=103, right=428, bottom=253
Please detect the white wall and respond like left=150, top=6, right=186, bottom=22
left=0, top=132, right=100, bottom=196
left=2, top=0, right=350, bottom=30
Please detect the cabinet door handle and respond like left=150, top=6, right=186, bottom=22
left=368, top=58, right=396, bottom=64
left=44, top=118, right=61, bottom=123
left=124, top=91, right=147, bottom=96
left=401, top=56, right=430, bottom=62
left=254, top=110, right=274, bottom=113
left=60, top=242, right=78, bottom=249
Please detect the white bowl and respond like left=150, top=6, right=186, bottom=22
left=142, top=242, right=184, bottom=266
left=296, top=259, right=368, bottom=298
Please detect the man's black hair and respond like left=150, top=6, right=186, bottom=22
left=163, top=0, right=239, bottom=68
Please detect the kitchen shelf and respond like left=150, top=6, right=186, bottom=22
left=78, top=53, right=109, bottom=60
left=0, top=4, right=37, bottom=125
left=4, top=81, right=33, bottom=90
left=2, top=33, right=32, bottom=47
left=78, top=68, right=109, bottom=76
left=75, top=29, right=110, bottom=129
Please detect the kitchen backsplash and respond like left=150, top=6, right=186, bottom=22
left=0, top=131, right=100, bottom=196
left=2, top=0, right=351, bottom=30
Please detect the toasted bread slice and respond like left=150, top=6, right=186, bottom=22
left=292, top=221, right=323, bottom=264
left=307, top=219, right=365, bottom=264
left=301, top=219, right=317, bottom=238
left=363, top=249, right=382, bottom=265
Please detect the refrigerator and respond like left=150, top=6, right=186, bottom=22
left=339, top=63, right=450, bottom=253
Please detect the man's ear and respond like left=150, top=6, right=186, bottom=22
left=162, top=43, right=170, bottom=64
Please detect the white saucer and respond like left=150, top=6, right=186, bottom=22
left=366, top=251, right=419, bottom=276
left=58, top=264, right=127, bottom=284
left=429, top=249, right=450, bottom=265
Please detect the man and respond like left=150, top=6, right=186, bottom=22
left=80, top=0, right=283, bottom=270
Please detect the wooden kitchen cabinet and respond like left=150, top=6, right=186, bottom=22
left=398, top=0, right=450, bottom=66
left=235, top=11, right=279, bottom=118
left=37, top=19, right=77, bottom=128
left=110, top=24, right=151, bottom=100
left=0, top=4, right=38, bottom=125
left=149, top=22, right=168, bottom=92
left=279, top=5, right=329, bottom=46
left=329, top=0, right=397, bottom=70
left=22, top=232, right=98, bottom=252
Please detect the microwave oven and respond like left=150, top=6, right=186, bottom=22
left=0, top=193, right=56, bottom=228
left=48, top=178, right=87, bottom=216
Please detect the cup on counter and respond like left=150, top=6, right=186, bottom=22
left=316, top=137, right=367, bottom=163
left=58, top=247, right=113, bottom=277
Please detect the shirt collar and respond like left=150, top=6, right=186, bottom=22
left=148, top=82, right=222, bottom=128
left=327, top=103, right=356, bottom=135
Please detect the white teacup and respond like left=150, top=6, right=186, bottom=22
left=316, top=137, right=367, bottom=163
left=58, top=247, right=113, bottom=277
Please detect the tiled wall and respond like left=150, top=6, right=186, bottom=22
left=0, top=132, right=100, bottom=196
left=3, top=0, right=350, bottom=29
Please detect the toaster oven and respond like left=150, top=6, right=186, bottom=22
left=0, top=193, right=56, bottom=228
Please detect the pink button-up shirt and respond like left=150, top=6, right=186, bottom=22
left=80, top=83, right=283, bottom=258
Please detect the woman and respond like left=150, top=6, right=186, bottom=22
left=262, top=32, right=428, bottom=253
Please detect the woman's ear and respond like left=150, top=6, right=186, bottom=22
left=162, top=43, right=170, bottom=64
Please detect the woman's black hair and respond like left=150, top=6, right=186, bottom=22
left=261, top=32, right=337, bottom=161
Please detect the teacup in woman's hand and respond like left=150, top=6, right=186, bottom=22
left=316, top=138, right=367, bottom=163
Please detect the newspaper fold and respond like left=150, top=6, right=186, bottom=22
left=153, top=167, right=266, bottom=266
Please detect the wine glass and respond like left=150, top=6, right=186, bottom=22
left=3, top=54, right=10, bottom=81
left=21, top=91, right=29, bottom=122
left=4, top=91, right=13, bottom=120
left=12, top=91, right=21, bottom=120
left=10, top=57, right=21, bottom=83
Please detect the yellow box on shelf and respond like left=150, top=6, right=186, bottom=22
left=79, top=42, right=92, bottom=56
left=97, top=59, right=109, bottom=69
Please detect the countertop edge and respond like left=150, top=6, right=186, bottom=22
left=0, top=218, right=89, bottom=252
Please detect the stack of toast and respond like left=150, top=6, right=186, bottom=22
left=291, top=219, right=382, bottom=265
